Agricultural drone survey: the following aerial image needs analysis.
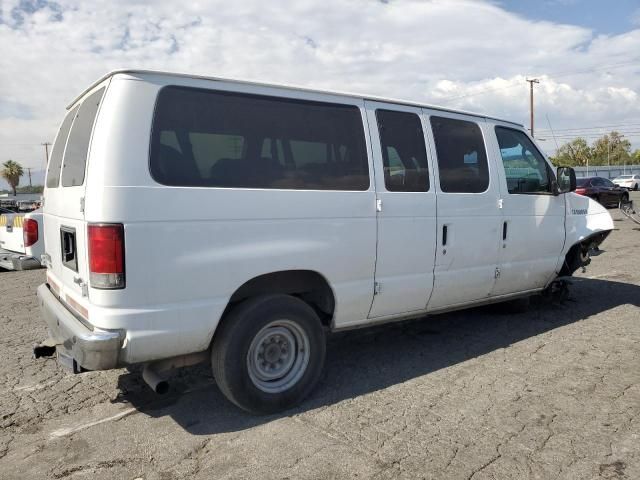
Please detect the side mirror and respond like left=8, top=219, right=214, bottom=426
left=556, top=166, right=576, bottom=194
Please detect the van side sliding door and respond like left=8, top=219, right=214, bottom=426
left=365, top=101, right=437, bottom=319
left=424, top=112, right=502, bottom=311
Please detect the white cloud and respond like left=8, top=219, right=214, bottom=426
left=1, top=0, right=639, bottom=188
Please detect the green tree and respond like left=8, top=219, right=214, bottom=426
left=1, top=160, right=24, bottom=196
left=591, top=131, right=632, bottom=166
left=550, top=138, right=591, bottom=167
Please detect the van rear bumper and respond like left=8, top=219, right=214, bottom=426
left=0, top=248, right=41, bottom=270
left=36, top=283, right=125, bottom=371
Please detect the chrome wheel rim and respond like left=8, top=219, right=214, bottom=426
left=247, top=319, right=310, bottom=394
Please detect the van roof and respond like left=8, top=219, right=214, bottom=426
left=70, top=69, right=524, bottom=128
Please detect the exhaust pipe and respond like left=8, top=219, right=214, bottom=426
left=141, top=351, right=208, bottom=395
left=142, top=364, right=169, bottom=394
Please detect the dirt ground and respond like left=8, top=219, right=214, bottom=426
left=1, top=194, right=639, bottom=480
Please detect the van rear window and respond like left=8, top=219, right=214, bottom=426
left=46, top=106, right=78, bottom=188
left=149, top=86, right=370, bottom=190
left=61, top=87, right=105, bottom=187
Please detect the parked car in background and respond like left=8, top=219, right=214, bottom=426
left=0, top=207, right=43, bottom=270
left=575, top=177, right=629, bottom=207
left=612, top=174, right=640, bottom=191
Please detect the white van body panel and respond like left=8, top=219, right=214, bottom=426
left=563, top=193, right=615, bottom=247
left=362, top=100, right=437, bottom=322
left=39, top=70, right=614, bottom=368
left=424, top=111, right=502, bottom=311
left=82, top=75, right=377, bottom=362
left=43, top=80, right=110, bottom=312
left=485, top=120, right=567, bottom=295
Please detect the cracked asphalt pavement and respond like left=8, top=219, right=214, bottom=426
left=1, top=194, right=639, bottom=479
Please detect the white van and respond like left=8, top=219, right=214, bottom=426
left=34, top=70, right=614, bottom=413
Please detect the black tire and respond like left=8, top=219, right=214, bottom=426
left=621, top=194, right=629, bottom=207
left=634, top=184, right=638, bottom=191
left=211, top=294, right=326, bottom=414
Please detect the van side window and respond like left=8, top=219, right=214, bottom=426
left=495, top=127, right=552, bottom=194
left=150, top=86, right=370, bottom=190
left=375, top=110, right=429, bottom=192
left=61, top=88, right=105, bottom=187
left=46, top=105, right=79, bottom=188
left=430, top=116, right=489, bottom=193
left=188, top=133, right=245, bottom=177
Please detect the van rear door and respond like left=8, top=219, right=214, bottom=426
left=43, top=86, right=106, bottom=302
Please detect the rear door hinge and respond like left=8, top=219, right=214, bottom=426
left=374, top=282, right=382, bottom=295
left=376, top=199, right=383, bottom=212
left=495, top=267, right=501, bottom=279
left=74, top=276, right=89, bottom=297
left=498, top=198, right=504, bottom=209
left=79, top=197, right=85, bottom=213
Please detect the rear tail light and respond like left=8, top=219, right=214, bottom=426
left=23, top=218, right=38, bottom=247
left=88, top=224, right=125, bottom=289
left=575, top=188, right=587, bottom=196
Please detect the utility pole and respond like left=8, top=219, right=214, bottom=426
left=27, top=167, right=32, bottom=187
left=42, top=142, right=51, bottom=169
left=526, top=78, right=540, bottom=137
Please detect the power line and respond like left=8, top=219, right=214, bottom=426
left=439, top=59, right=640, bottom=103
left=540, top=131, right=640, bottom=137
left=543, top=130, right=640, bottom=136
left=543, top=59, right=640, bottom=80
left=537, top=123, right=640, bottom=133
left=0, top=143, right=44, bottom=146
left=438, top=82, right=524, bottom=102
left=545, top=114, right=560, bottom=152
left=545, top=134, right=640, bottom=139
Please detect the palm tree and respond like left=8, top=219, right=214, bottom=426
left=1, top=160, right=24, bottom=196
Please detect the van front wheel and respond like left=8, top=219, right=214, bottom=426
left=211, top=295, right=326, bottom=414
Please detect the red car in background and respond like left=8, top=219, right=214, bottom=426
left=575, top=176, right=629, bottom=208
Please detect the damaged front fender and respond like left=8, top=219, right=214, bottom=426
left=557, top=193, right=614, bottom=277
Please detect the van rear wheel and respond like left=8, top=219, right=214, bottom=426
left=211, top=294, right=326, bottom=414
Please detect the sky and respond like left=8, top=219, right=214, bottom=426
left=1, top=0, right=639, bottom=189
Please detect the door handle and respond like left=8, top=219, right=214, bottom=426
left=502, top=221, right=508, bottom=241
left=442, top=225, right=448, bottom=246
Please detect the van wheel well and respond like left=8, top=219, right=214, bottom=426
left=559, top=243, right=589, bottom=277
left=559, top=231, right=611, bottom=277
left=223, top=270, right=335, bottom=327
